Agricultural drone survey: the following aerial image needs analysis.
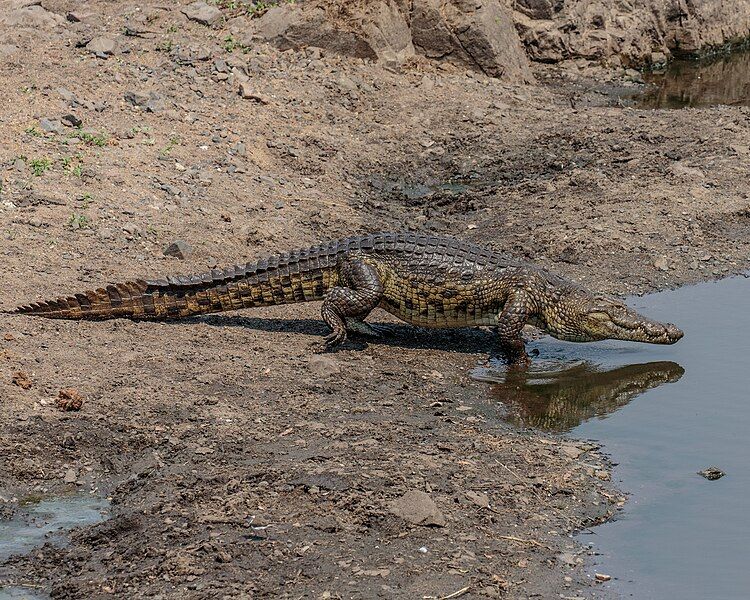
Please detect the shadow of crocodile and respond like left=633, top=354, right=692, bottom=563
left=481, top=360, right=684, bottom=432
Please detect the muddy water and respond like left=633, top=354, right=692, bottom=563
left=479, top=276, right=750, bottom=599
left=0, top=496, right=110, bottom=599
left=638, top=49, right=750, bottom=108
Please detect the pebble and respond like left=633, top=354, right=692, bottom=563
left=388, top=490, right=446, bottom=527
left=39, top=118, right=61, bottom=133
left=308, top=355, right=341, bottom=377
left=86, top=36, right=118, bottom=57
left=164, top=240, right=193, bottom=259
left=238, top=81, right=269, bottom=103
left=61, top=113, right=82, bottom=127
left=181, top=1, right=223, bottom=27
left=595, top=573, right=611, bottom=582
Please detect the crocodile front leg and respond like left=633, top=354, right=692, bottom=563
left=318, top=258, right=384, bottom=350
left=496, top=290, right=534, bottom=367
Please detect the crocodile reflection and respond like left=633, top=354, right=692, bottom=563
left=486, top=361, right=684, bottom=432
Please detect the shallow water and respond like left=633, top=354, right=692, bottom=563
left=638, top=49, right=750, bottom=108
left=0, top=496, right=110, bottom=599
left=480, top=276, right=750, bottom=599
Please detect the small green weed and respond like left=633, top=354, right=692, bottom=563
left=29, top=158, right=52, bottom=176
left=68, top=213, right=91, bottom=230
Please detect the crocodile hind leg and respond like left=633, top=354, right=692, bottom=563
left=319, top=258, right=384, bottom=350
left=496, top=290, right=533, bottom=367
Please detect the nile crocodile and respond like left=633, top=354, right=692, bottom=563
left=12, top=232, right=683, bottom=364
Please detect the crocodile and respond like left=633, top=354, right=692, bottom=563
left=11, top=232, right=683, bottom=364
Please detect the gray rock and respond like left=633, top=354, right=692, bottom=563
left=0, top=5, right=64, bottom=29
left=86, top=36, right=118, bottom=57
left=124, top=90, right=166, bottom=112
left=181, top=1, right=223, bottom=27
left=388, top=490, right=446, bottom=527
left=164, top=240, right=193, bottom=259
left=57, top=87, right=78, bottom=105
left=238, top=81, right=269, bottom=103
left=308, top=355, right=341, bottom=377
left=39, top=118, right=61, bottom=133
left=61, top=114, right=82, bottom=127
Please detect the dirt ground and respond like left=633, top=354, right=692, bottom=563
left=1, top=1, right=749, bottom=599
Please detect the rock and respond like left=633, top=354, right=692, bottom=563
left=560, top=444, right=585, bottom=459
left=238, top=81, right=270, bottom=103
left=653, top=257, right=669, bottom=271
left=514, top=0, right=750, bottom=66
left=64, top=469, right=77, bottom=484
left=595, top=573, right=612, bottom=582
left=246, top=1, right=532, bottom=81
left=164, top=240, right=193, bottom=259
left=39, top=118, right=61, bottom=133
left=698, top=466, right=725, bottom=481
left=0, top=5, right=64, bottom=29
left=182, top=1, right=223, bottom=27
left=86, top=36, right=118, bottom=57
left=58, top=87, right=78, bottom=105
left=388, top=490, right=446, bottom=527
left=308, top=355, right=341, bottom=377
left=465, top=490, right=490, bottom=508
left=0, top=44, right=18, bottom=57
left=61, top=114, right=82, bottom=128
left=124, top=90, right=167, bottom=112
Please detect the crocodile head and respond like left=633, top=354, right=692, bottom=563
left=541, top=290, right=684, bottom=344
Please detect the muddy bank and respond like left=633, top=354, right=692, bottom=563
left=0, top=1, right=749, bottom=598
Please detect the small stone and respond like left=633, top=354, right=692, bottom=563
left=64, top=469, right=77, bottom=484
left=698, top=466, right=725, bottom=481
left=388, top=490, right=446, bottom=527
left=39, top=118, right=61, bottom=133
left=238, top=81, right=269, bottom=103
left=308, top=355, right=341, bottom=377
left=124, top=90, right=149, bottom=107
left=164, top=240, right=193, bottom=259
left=194, top=446, right=214, bottom=455
left=181, top=1, right=223, bottom=26
left=58, top=87, right=77, bottom=104
left=61, top=114, right=82, bottom=127
left=650, top=51, right=668, bottom=66
left=595, top=573, right=611, bottom=582
left=653, top=257, right=669, bottom=271
left=86, top=36, right=118, bottom=57
left=13, top=158, right=25, bottom=172
left=465, top=490, right=490, bottom=508
left=56, top=388, right=84, bottom=411
left=561, top=444, right=584, bottom=459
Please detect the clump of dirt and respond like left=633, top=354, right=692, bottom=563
left=11, top=371, right=32, bottom=390
left=56, top=389, right=84, bottom=412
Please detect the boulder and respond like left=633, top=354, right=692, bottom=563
left=244, top=0, right=532, bottom=82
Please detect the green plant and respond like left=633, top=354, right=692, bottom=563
left=157, top=38, right=174, bottom=53
left=68, top=213, right=91, bottom=230
left=160, top=135, right=181, bottom=156
left=25, top=126, right=42, bottom=137
left=71, top=130, right=107, bottom=147
left=167, top=24, right=179, bottom=33
left=79, top=192, right=93, bottom=208
left=29, top=158, right=52, bottom=176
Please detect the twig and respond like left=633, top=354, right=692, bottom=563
left=497, top=535, right=549, bottom=549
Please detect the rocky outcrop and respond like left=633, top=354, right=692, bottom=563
left=513, top=0, right=750, bottom=67
left=241, top=0, right=534, bottom=82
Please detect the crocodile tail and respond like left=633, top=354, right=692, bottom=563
left=12, top=251, right=338, bottom=321
left=12, top=279, right=200, bottom=320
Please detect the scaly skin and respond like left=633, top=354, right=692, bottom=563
left=11, top=232, right=684, bottom=363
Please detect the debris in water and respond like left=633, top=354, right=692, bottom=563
left=595, top=572, right=612, bottom=582
left=12, top=371, right=32, bottom=389
left=56, top=388, right=84, bottom=411
left=697, top=466, right=725, bottom=480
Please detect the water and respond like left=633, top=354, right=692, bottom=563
left=480, top=276, right=750, bottom=599
left=0, top=496, right=110, bottom=599
left=638, top=48, right=750, bottom=108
